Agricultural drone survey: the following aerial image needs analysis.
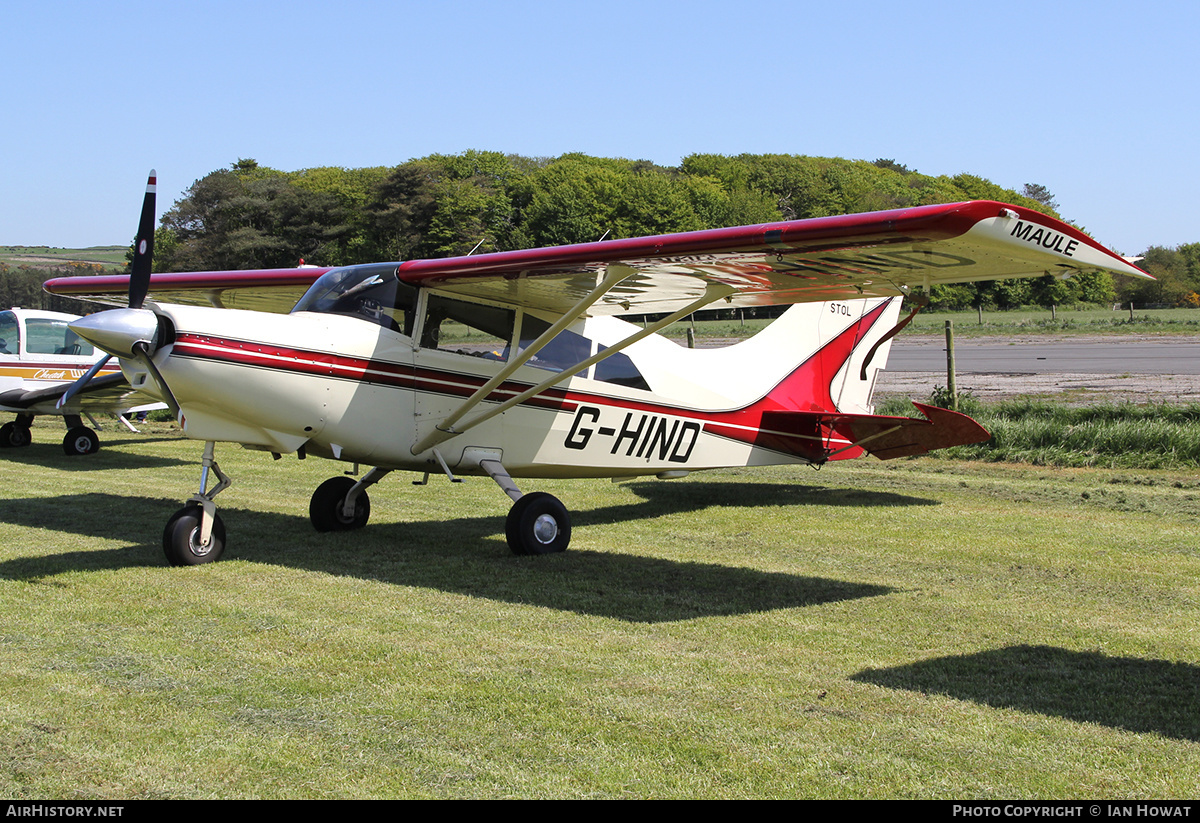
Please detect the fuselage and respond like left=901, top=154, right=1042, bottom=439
left=116, top=279, right=901, bottom=478
left=0, top=308, right=118, bottom=409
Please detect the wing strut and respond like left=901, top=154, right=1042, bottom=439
left=412, top=278, right=736, bottom=455
left=417, top=264, right=636, bottom=448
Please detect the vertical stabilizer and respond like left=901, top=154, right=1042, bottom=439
left=680, top=296, right=903, bottom=414
left=825, top=296, right=903, bottom=415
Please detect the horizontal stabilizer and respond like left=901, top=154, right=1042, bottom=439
left=754, top=402, right=990, bottom=462
left=832, top=402, right=990, bottom=460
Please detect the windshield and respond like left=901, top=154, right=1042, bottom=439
left=0, top=311, right=17, bottom=355
left=291, top=264, right=417, bottom=335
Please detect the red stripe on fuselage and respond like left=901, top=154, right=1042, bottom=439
left=170, top=335, right=577, bottom=412
left=169, top=301, right=891, bottom=460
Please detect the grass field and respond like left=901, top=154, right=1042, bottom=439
left=657, top=305, right=1200, bottom=342
left=901, top=306, right=1200, bottom=337
left=0, top=246, right=127, bottom=269
left=2, top=418, right=1198, bottom=798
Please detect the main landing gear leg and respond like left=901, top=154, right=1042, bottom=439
left=163, top=441, right=231, bottom=566
left=478, top=459, right=571, bottom=556
left=309, top=467, right=390, bottom=532
left=0, top=414, right=33, bottom=448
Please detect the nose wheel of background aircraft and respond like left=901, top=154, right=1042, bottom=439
left=62, top=425, right=99, bottom=456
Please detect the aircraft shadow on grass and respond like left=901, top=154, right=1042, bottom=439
left=619, top=479, right=938, bottom=512
left=0, top=437, right=189, bottom=471
left=852, top=645, right=1200, bottom=742
left=0, top=480, right=933, bottom=621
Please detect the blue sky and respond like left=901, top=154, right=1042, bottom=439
left=3, top=0, right=1195, bottom=256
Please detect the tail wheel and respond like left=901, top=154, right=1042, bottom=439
left=62, top=426, right=99, bottom=456
left=310, top=476, right=371, bottom=532
left=163, top=504, right=226, bottom=566
left=1, top=422, right=31, bottom=448
left=506, top=492, right=571, bottom=556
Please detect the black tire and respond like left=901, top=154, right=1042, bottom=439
left=162, top=504, right=226, bottom=566
left=1, top=422, right=31, bottom=448
left=505, top=492, right=571, bottom=556
left=309, top=476, right=370, bottom=532
left=62, top=426, right=100, bottom=456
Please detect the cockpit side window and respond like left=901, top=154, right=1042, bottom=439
left=0, top=312, right=18, bottom=355
left=420, top=294, right=514, bottom=362
left=25, top=319, right=95, bottom=356
left=291, top=264, right=417, bottom=336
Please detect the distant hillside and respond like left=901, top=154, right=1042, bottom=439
left=0, top=246, right=127, bottom=270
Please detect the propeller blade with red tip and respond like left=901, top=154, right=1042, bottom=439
left=58, top=170, right=159, bottom=409
left=128, top=169, right=156, bottom=310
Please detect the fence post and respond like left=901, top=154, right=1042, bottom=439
left=945, top=319, right=957, bottom=411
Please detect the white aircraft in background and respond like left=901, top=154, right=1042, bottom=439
left=0, top=307, right=161, bottom=453
left=46, top=171, right=1151, bottom=565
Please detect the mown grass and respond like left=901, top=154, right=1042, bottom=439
left=1, top=418, right=1199, bottom=798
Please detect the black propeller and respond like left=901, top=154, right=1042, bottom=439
left=59, top=170, right=178, bottom=415
left=128, top=170, right=156, bottom=310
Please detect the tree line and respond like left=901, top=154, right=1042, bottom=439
left=11, top=151, right=1198, bottom=312
left=154, top=153, right=1056, bottom=269
left=0, top=262, right=109, bottom=314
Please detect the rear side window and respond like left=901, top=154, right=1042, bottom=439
left=518, top=316, right=650, bottom=391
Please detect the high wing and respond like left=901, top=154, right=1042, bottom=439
left=0, top=372, right=160, bottom=416
left=44, top=201, right=1149, bottom=316
left=44, top=267, right=331, bottom=313
left=395, top=200, right=1151, bottom=315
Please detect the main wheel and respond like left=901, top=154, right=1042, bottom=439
left=162, top=504, right=226, bottom=566
left=62, top=426, right=100, bottom=456
left=0, top=422, right=31, bottom=448
left=310, top=476, right=370, bottom=532
left=506, top=492, right=571, bottom=555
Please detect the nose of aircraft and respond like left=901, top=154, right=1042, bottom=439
left=69, top=308, right=160, bottom=358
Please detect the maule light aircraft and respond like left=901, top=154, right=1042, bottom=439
left=45, top=172, right=1150, bottom=566
left=0, top=307, right=161, bottom=453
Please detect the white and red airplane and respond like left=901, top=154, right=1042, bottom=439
left=45, top=172, right=1151, bottom=565
left=0, top=306, right=162, bottom=453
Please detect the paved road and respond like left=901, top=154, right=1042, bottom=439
left=888, top=339, right=1200, bottom=374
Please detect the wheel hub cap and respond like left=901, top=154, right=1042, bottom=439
left=189, top=529, right=213, bottom=557
left=533, top=514, right=558, bottom=544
